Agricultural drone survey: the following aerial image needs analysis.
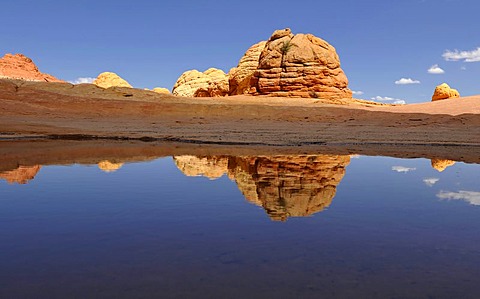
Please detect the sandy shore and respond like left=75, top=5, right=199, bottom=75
left=1, top=78, right=479, bottom=150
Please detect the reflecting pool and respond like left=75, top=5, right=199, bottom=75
left=1, top=153, right=479, bottom=298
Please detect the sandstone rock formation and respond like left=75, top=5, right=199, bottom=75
left=172, top=68, right=228, bottom=97
left=431, top=159, right=456, bottom=172
left=228, top=41, right=267, bottom=95
left=152, top=87, right=171, bottom=94
left=0, top=53, right=63, bottom=82
left=432, top=83, right=460, bottom=101
left=250, top=28, right=352, bottom=99
left=0, top=165, right=41, bottom=184
left=173, top=156, right=228, bottom=180
left=93, top=72, right=132, bottom=89
left=174, top=154, right=350, bottom=220
left=98, top=160, right=124, bottom=173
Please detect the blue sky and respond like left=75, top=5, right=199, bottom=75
left=1, top=0, right=478, bottom=103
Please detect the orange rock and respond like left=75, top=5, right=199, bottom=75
left=194, top=80, right=229, bottom=97
left=431, top=159, right=456, bottom=172
left=0, top=53, right=63, bottom=82
left=251, top=28, right=352, bottom=99
left=432, top=83, right=460, bottom=101
left=0, top=165, right=41, bottom=184
left=93, top=72, right=132, bottom=89
left=172, top=68, right=228, bottom=97
left=228, top=41, right=267, bottom=95
left=152, top=87, right=171, bottom=94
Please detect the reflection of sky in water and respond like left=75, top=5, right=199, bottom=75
left=0, top=156, right=479, bottom=298
left=437, top=190, right=480, bottom=206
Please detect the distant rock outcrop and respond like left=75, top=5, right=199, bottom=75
left=152, top=87, right=171, bottom=94
left=229, top=41, right=267, bottom=95
left=0, top=53, right=63, bottom=82
left=172, top=68, right=228, bottom=97
left=432, top=83, right=460, bottom=101
left=250, top=28, right=352, bottom=99
left=174, top=154, right=350, bottom=221
left=93, top=72, right=132, bottom=89
left=431, top=159, right=456, bottom=172
left=0, top=165, right=41, bottom=184
left=98, top=160, right=124, bottom=173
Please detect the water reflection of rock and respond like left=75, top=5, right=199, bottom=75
left=174, top=156, right=228, bottom=179
left=0, top=160, right=124, bottom=184
left=431, top=159, right=456, bottom=172
left=173, top=155, right=350, bottom=221
left=0, top=165, right=41, bottom=184
left=98, top=160, right=124, bottom=173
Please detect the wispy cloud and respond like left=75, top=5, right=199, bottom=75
left=395, top=78, right=420, bottom=85
left=461, top=66, right=467, bottom=71
left=423, top=177, right=439, bottom=187
left=437, top=190, right=480, bottom=206
left=443, top=47, right=480, bottom=62
left=428, top=64, right=445, bottom=74
left=68, top=77, right=96, bottom=84
left=352, top=90, right=364, bottom=96
left=372, top=96, right=406, bottom=105
left=392, top=166, right=417, bottom=173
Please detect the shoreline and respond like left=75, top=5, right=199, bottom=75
left=0, top=139, right=479, bottom=173
left=1, top=79, right=479, bottom=160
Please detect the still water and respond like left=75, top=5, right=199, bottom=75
left=1, top=154, right=479, bottom=298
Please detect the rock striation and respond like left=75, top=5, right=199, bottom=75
left=0, top=53, right=63, bottom=82
left=0, top=165, right=41, bottom=184
left=229, top=155, right=350, bottom=221
left=250, top=28, right=352, bottom=99
left=228, top=41, right=267, bottom=95
left=174, top=154, right=350, bottom=221
left=432, top=83, right=460, bottom=101
left=93, top=72, right=132, bottom=89
left=172, top=68, right=228, bottom=97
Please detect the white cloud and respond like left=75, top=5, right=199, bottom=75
left=428, top=64, right=445, bottom=74
left=68, top=77, right=96, bottom=84
left=352, top=90, right=364, bottom=96
left=423, top=177, right=440, bottom=187
left=350, top=154, right=361, bottom=159
left=442, top=47, right=480, bottom=62
left=437, top=190, right=480, bottom=206
left=461, top=66, right=467, bottom=71
left=395, top=78, right=421, bottom=85
left=392, top=166, right=417, bottom=173
left=371, top=96, right=406, bottom=105
left=373, top=96, right=396, bottom=101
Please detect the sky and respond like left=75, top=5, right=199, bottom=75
left=1, top=0, right=479, bottom=103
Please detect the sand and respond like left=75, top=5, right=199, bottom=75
left=0, top=78, right=479, bottom=167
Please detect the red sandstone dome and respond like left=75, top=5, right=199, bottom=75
left=0, top=53, right=64, bottom=82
